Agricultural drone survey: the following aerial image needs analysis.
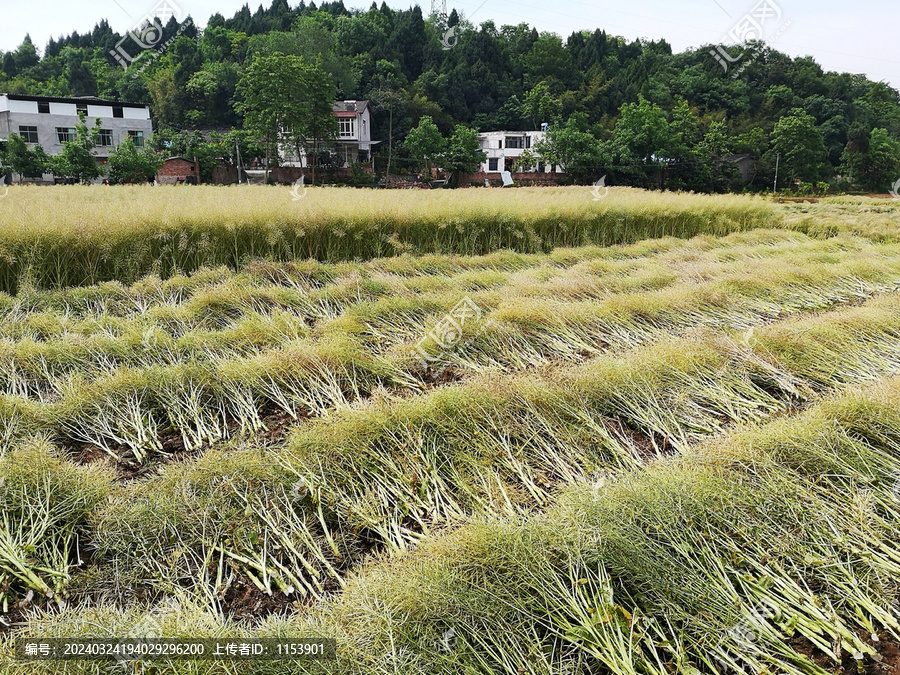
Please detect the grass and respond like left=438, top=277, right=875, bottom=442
left=778, top=196, right=900, bottom=242
left=1, top=191, right=900, bottom=674
left=0, top=440, right=112, bottom=612
left=2, top=230, right=900, bottom=460
left=7, top=377, right=900, bottom=674
left=0, top=186, right=776, bottom=292
left=76, top=290, right=900, bottom=607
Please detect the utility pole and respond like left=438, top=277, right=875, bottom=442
left=235, top=140, right=242, bottom=184
left=773, top=152, right=780, bottom=193
left=431, top=0, right=447, bottom=15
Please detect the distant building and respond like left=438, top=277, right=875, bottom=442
left=333, top=100, right=375, bottom=164
left=156, top=157, right=200, bottom=185
left=477, top=130, right=562, bottom=174
left=724, top=153, right=756, bottom=183
left=280, top=99, right=378, bottom=168
left=0, top=93, right=152, bottom=183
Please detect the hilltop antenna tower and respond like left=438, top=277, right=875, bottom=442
left=431, top=0, right=447, bottom=16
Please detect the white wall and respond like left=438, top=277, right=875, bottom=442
left=49, top=102, right=77, bottom=115
left=0, top=97, right=149, bottom=120
left=87, top=105, right=114, bottom=118
left=6, top=99, right=38, bottom=114
left=123, top=106, right=150, bottom=120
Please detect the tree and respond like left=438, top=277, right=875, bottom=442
left=146, top=66, right=182, bottom=128
left=0, top=134, right=49, bottom=180
left=840, top=127, right=900, bottom=192
left=535, top=118, right=605, bottom=182
left=65, top=47, right=98, bottom=96
left=612, top=95, right=672, bottom=164
left=521, top=81, right=562, bottom=130
left=667, top=100, right=701, bottom=160
left=443, top=125, right=485, bottom=185
left=185, top=62, right=241, bottom=127
left=2, top=35, right=39, bottom=77
left=387, top=5, right=428, bottom=81
left=246, top=19, right=358, bottom=95
left=768, top=108, right=827, bottom=183
left=405, top=115, right=445, bottom=177
left=49, top=113, right=103, bottom=183
left=523, top=33, right=575, bottom=90
left=368, top=60, right=409, bottom=184
left=695, top=121, right=743, bottom=192
left=235, top=53, right=334, bottom=183
left=107, top=135, right=164, bottom=184
left=290, top=60, right=338, bottom=185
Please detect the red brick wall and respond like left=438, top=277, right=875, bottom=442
left=211, top=166, right=248, bottom=185
left=270, top=166, right=374, bottom=184
left=157, top=159, right=200, bottom=184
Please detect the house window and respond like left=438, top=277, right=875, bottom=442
left=128, top=130, right=144, bottom=147
left=498, top=139, right=503, bottom=149
left=37, top=101, right=50, bottom=114
left=505, top=136, right=525, bottom=149
left=488, top=158, right=499, bottom=172
left=113, top=106, right=124, bottom=119
left=339, top=118, right=355, bottom=138
left=525, top=136, right=531, bottom=149
left=76, top=103, right=88, bottom=116
left=56, top=127, right=76, bottom=143
left=18, top=126, right=39, bottom=144
left=98, top=129, right=113, bottom=146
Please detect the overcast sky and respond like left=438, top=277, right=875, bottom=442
left=1, top=0, right=898, bottom=91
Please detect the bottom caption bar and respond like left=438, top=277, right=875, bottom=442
left=16, top=638, right=336, bottom=660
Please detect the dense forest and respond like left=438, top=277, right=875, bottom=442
left=2, top=0, right=900, bottom=191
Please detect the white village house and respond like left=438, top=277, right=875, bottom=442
left=477, top=130, right=563, bottom=175
left=280, top=99, right=377, bottom=168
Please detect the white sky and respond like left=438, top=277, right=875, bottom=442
left=0, top=0, right=897, bottom=91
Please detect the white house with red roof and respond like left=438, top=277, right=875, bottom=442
left=280, top=99, right=377, bottom=168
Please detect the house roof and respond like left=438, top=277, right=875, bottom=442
left=332, top=100, right=369, bottom=115
left=479, top=130, right=545, bottom=136
left=0, top=93, right=149, bottom=109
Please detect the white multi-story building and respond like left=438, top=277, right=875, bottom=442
left=280, top=99, right=377, bottom=168
left=0, top=93, right=153, bottom=182
left=477, top=130, right=562, bottom=174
